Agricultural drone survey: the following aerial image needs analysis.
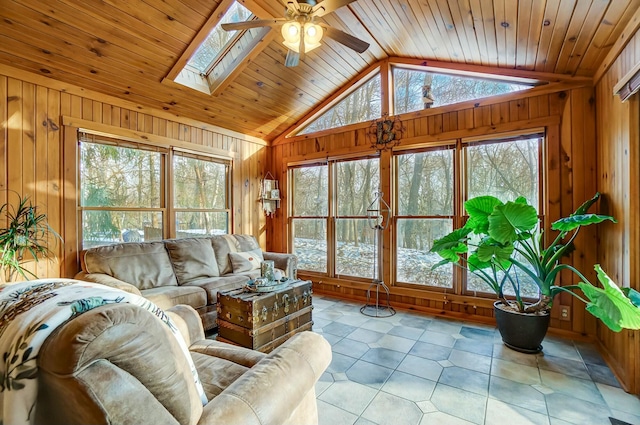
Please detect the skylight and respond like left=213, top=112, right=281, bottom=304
left=187, top=2, right=253, bottom=74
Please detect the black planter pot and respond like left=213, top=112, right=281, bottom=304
left=494, top=301, right=551, bottom=354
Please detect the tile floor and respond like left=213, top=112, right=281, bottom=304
left=311, top=294, right=640, bottom=425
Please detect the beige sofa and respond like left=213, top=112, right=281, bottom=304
left=36, top=302, right=331, bottom=425
left=75, top=234, right=297, bottom=330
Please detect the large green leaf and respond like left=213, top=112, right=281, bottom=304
left=467, top=253, right=490, bottom=271
left=487, top=202, right=538, bottom=244
left=476, top=242, right=514, bottom=264
left=622, top=288, right=640, bottom=308
left=464, top=196, right=502, bottom=234
left=573, top=192, right=600, bottom=216
left=578, top=265, right=640, bottom=332
left=551, top=214, right=616, bottom=232
left=430, top=228, right=470, bottom=263
left=430, top=228, right=471, bottom=253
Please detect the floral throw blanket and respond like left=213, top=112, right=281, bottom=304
left=0, top=279, right=208, bottom=425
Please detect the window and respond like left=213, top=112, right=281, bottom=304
left=395, top=148, right=454, bottom=288
left=289, top=156, right=380, bottom=279
left=464, top=134, right=542, bottom=296
left=171, top=1, right=263, bottom=94
left=393, top=67, right=532, bottom=115
left=79, top=133, right=231, bottom=248
left=300, top=74, right=382, bottom=134
left=173, top=152, right=230, bottom=238
left=186, top=2, right=254, bottom=74
left=393, top=132, right=543, bottom=294
left=290, top=165, right=329, bottom=273
left=335, top=158, right=380, bottom=278
left=79, top=136, right=165, bottom=248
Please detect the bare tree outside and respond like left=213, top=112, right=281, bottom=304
left=187, top=2, right=253, bottom=73
left=335, top=158, right=379, bottom=278
left=300, top=74, right=382, bottom=134
left=173, top=155, right=229, bottom=238
left=80, top=142, right=230, bottom=248
left=291, top=165, right=329, bottom=272
left=465, top=137, right=541, bottom=296
left=394, top=68, right=532, bottom=115
left=80, top=142, right=163, bottom=247
left=396, top=149, right=454, bottom=287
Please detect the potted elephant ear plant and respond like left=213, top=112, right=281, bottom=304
left=430, top=192, right=640, bottom=353
left=0, top=193, right=63, bottom=283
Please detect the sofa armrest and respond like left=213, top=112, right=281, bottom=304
left=262, top=251, right=298, bottom=279
left=198, top=332, right=331, bottom=425
left=166, top=305, right=206, bottom=347
left=74, top=271, right=142, bottom=296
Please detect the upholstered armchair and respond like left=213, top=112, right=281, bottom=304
left=35, top=303, right=331, bottom=425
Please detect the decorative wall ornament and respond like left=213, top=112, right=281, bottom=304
left=368, top=114, right=404, bottom=152
left=260, top=172, right=280, bottom=217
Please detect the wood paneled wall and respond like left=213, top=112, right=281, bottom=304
left=0, top=65, right=267, bottom=279
left=595, top=28, right=640, bottom=393
left=270, top=83, right=599, bottom=336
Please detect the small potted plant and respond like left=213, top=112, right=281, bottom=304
left=0, top=193, right=63, bottom=283
left=430, top=192, right=640, bottom=353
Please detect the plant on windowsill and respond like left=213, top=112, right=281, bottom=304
left=0, top=193, right=63, bottom=284
left=430, top=192, right=640, bottom=353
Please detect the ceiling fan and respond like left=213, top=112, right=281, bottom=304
left=221, top=0, right=369, bottom=67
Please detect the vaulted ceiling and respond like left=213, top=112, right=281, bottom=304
left=0, top=0, right=638, bottom=141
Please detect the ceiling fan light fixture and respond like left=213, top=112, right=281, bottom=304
left=281, top=21, right=323, bottom=53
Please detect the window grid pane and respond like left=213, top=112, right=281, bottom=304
left=300, top=74, right=382, bottom=134
left=397, top=149, right=454, bottom=216
left=396, top=218, right=453, bottom=288
left=292, top=166, right=328, bottom=217
left=81, top=210, right=163, bottom=248
left=465, top=137, right=541, bottom=210
left=335, top=218, right=375, bottom=279
left=336, top=158, right=380, bottom=217
left=393, top=67, right=532, bottom=115
left=292, top=218, right=327, bottom=273
left=80, top=142, right=161, bottom=208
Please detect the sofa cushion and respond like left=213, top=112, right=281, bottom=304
left=165, top=238, right=220, bottom=284
left=228, top=249, right=263, bottom=274
left=191, top=352, right=249, bottom=400
left=141, top=286, right=207, bottom=311
left=186, top=275, right=252, bottom=305
left=233, top=234, right=260, bottom=251
left=211, top=235, right=260, bottom=275
left=83, top=242, right=178, bottom=290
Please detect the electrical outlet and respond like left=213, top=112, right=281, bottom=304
left=560, top=305, right=571, bottom=321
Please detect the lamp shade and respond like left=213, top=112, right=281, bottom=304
left=281, top=22, right=323, bottom=53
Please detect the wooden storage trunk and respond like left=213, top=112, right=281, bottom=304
left=216, top=280, right=313, bottom=353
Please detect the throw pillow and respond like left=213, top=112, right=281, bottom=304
left=165, top=238, right=220, bottom=284
left=229, top=249, right=264, bottom=273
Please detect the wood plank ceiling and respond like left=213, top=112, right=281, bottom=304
left=0, top=0, right=638, bottom=141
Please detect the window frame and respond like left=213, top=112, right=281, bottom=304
left=170, top=149, right=232, bottom=239
left=77, top=131, right=232, bottom=250
left=389, top=130, right=545, bottom=296
left=393, top=144, right=458, bottom=293
left=288, top=153, right=381, bottom=281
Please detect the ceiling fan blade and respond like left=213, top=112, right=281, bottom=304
left=285, top=50, right=300, bottom=67
left=321, top=26, right=369, bottom=53
left=284, top=0, right=300, bottom=14
left=312, top=0, right=356, bottom=17
left=221, top=19, right=284, bottom=32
